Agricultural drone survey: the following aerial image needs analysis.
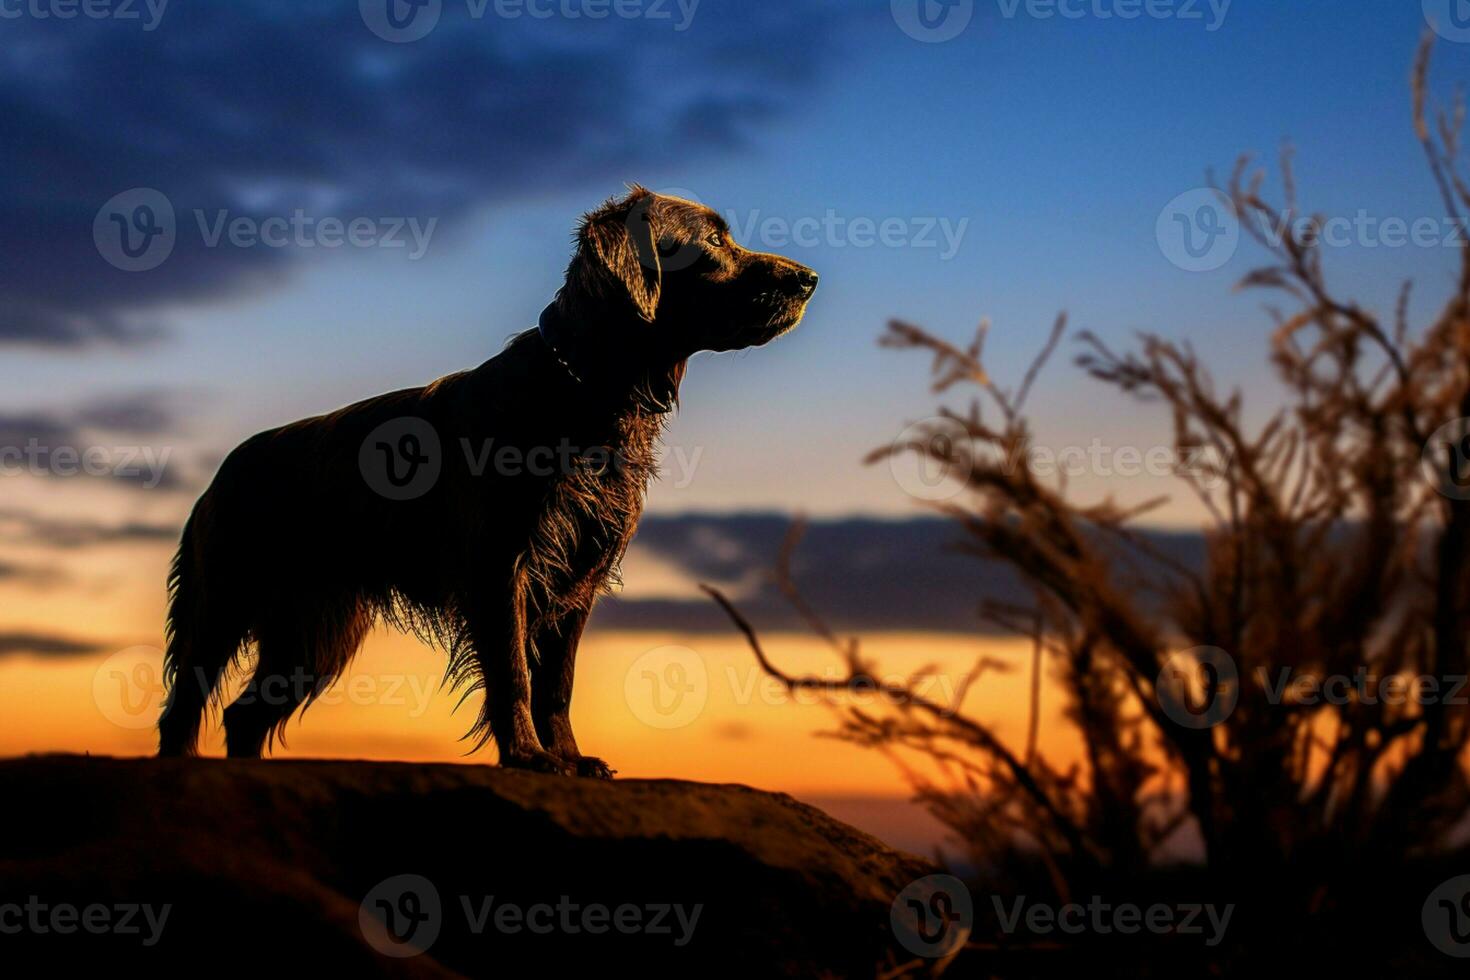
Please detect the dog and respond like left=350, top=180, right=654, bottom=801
left=156, top=187, right=818, bottom=775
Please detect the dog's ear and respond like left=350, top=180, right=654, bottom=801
left=565, top=188, right=662, bottom=324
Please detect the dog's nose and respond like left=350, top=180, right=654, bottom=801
left=794, top=267, right=819, bottom=297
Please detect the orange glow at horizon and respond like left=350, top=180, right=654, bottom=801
left=1, top=629, right=1079, bottom=799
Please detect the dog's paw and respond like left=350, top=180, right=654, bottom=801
left=502, top=748, right=575, bottom=776
left=575, top=756, right=616, bottom=779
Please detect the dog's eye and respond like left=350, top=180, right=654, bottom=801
left=705, top=231, right=725, bottom=249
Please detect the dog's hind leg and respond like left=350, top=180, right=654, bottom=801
left=223, top=599, right=372, bottom=758
left=532, top=606, right=613, bottom=778
left=464, top=568, right=574, bottom=775
left=159, top=511, right=244, bottom=757
left=158, top=619, right=242, bottom=757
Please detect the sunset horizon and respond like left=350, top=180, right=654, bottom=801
left=7, top=2, right=1470, bottom=975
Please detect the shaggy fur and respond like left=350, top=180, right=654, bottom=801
left=156, top=188, right=817, bottom=775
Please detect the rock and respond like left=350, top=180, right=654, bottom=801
left=0, top=755, right=938, bottom=977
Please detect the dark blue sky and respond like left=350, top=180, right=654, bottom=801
left=5, top=0, right=1468, bottom=521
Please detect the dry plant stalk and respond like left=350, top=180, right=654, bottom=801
left=705, top=35, right=1470, bottom=901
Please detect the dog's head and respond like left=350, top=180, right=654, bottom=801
left=555, top=187, right=818, bottom=356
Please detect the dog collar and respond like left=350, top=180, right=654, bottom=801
left=536, top=303, right=680, bottom=414
left=537, top=304, right=585, bottom=384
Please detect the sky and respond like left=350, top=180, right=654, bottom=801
left=3, top=0, right=1469, bottom=847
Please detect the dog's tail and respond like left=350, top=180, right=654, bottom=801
left=157, top=500, right=238, bottom=756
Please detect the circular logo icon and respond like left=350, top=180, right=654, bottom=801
left=1156, top=188, right=1239, bottom=272
left=92, top=645, right=169, bottom=730
left=94, top=188, right=176, bottom=272
left=360, top=0, right=442, bottom=43
left=1425, top=0, right=1470, bottom=44
left=360, top=874, right=443, bottom=957
left=887, top=417, right=972, bottom=502
left=891, top=0, right=974, bottom=43
left=1423, top=874, right=1470, bottom=957
left=359, top=417, right=442, bottom=501
left=624, top=645, right=708, bottom=729
left=1156, top=645, right=1239, bottom=729
left=1422, top=418, right=1470, bottom=501
left=891, top=874, right=973, bottom=958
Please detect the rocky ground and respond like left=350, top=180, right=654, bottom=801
left=0, top=755, right=939, bottom=977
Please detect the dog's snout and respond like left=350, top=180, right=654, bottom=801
left=792, top=266, right=819, bottom=297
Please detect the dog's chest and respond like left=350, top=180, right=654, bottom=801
left=521, top=412, right=663, bottom=626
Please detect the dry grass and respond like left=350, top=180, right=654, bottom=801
left=707, top=33, right=1470, bottom=978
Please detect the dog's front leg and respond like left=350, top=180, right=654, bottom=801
left=533, top=607, right=615, bottom=779
left=468, top=567, right=575, bottom=776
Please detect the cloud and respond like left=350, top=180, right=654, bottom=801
left=0, top=390, right=179, bottom=438
left=72, top=390, right=180, bottom=436
left=709, top=720, right=756, bottom=742
left=0, top=561, right=69, bottom=590
left=0, top=0, right=852, bottom=347
left=0, top=631, right=108, bottom=658
left=0, top=508, right=179, bottom=550
left=599, top=513, right=1205, bottom=633
left=0, top=390, right=195, bottom=492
